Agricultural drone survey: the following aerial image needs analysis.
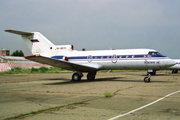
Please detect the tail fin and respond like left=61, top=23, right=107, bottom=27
left=5, top=30, right=55, bottom=56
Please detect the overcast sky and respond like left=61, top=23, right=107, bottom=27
left=1, top=0, right=180, bottom=58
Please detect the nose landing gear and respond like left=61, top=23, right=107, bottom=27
left=144, top=73, right=151, bottom=83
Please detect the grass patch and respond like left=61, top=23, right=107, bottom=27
left=1, top=68, right=162, bottom=75
left=0, top=67, right=26, bottom=75
left=104, top=91, right=112, bottom=98
left=0, top=67, right=72, bottom=75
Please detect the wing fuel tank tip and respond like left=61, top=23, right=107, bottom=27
left=25, top=55, right=40, bottom=59
left=5, top=29, right=12, bottom=32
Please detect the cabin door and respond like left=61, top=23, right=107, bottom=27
left=111, top=54, right=117, bottom=63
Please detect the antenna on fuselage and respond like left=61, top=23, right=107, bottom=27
left=109, top=47, right=115, bottom=50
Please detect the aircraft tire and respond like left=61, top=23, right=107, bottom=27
left=172, top=70, right=178, bottom=74
left=72, top=73, right=81, bottom=81
left=87, top=72, right=96, bottom=80
left=144, top=77, right=150, bottom=83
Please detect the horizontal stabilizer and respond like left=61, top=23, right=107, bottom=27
left=5, top=29, right=34, bottom=36
left=25, top=55, right=100, bottom=72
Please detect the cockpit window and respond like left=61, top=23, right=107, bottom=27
left=148, top=52, right=162, bottom=56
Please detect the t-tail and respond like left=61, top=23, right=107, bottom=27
left=5, top=30, right=74, bottom=56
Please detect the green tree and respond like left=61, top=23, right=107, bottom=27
left=11, top=50, right=24, bottom=57
left=19, top=50, right=24, bottom=56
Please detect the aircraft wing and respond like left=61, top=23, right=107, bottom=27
left=25, top=55, right=101, bottom=72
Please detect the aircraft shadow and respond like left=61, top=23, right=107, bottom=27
left=44, top=77, right=123, bottom=85
left=43, top=78, right=70, bottom=81
left=141, top=74, right=180, bottom=77
left=43, top=76, right=173, bottom=85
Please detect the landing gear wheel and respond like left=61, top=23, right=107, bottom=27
left=72, top=73, right=81, bottom=81
left=87, top=72, right=96, bottom=80
left=172, top=70, right=178, bottom=74
left=144, top=73, right=151, bottom=83
left=144, top=77, right=150, bottom=83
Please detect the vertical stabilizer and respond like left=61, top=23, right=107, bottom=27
left=5, top=30, right=55, bottom=56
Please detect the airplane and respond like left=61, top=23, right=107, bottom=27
left=146, top=59, right=180, bottom=75
left=168, top=59, right=180, bottom=73
left=5, top=29, right=176, bottom=83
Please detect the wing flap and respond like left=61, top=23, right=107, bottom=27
left=25, top=55, right=100, bottom=72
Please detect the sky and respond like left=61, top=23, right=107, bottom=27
left=0, top=0, right=180, bottom=58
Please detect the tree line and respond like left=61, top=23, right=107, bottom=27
left=11, top=50, right=24, bottom=57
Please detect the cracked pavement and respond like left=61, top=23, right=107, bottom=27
left=0, top=71, right=180, bottom=120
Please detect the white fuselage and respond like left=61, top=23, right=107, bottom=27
left=50, top=48, right=175, bottom=71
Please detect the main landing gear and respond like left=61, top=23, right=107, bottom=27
left=87, top=72, right=96, bottom=80
left=72, top=72, right=96, bottom=81
left=72, top=73, right=82, bottom=81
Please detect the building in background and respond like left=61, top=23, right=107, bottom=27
left=0, top=56, right=51, bottom=72
left=0, top=49, right=10, bottom=56
left=0, top=48, right=51, bottom=72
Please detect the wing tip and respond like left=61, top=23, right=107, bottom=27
left=5, top=29, right=12, bottom=32
left=25, top=55, right=41, bottom=59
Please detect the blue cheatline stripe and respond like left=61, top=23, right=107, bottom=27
left=68, top=56, right=87, bottom=59
left=135, top=55, right=144, bottom=58
left=51, top=56, right=64, bottom=59
left=69, top=58, right=167, bottom=62
left=51, top=54, right=167, bottom=60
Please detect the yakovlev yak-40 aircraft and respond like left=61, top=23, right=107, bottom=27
left=5, top=30, right=175, bottom=82
left=168, top=59, right=180, bottom=74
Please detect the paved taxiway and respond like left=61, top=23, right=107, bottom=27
left=0, top=71, right=180, bottom=120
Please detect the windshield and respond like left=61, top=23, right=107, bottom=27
left=148, top=52, right=162, bottom=56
